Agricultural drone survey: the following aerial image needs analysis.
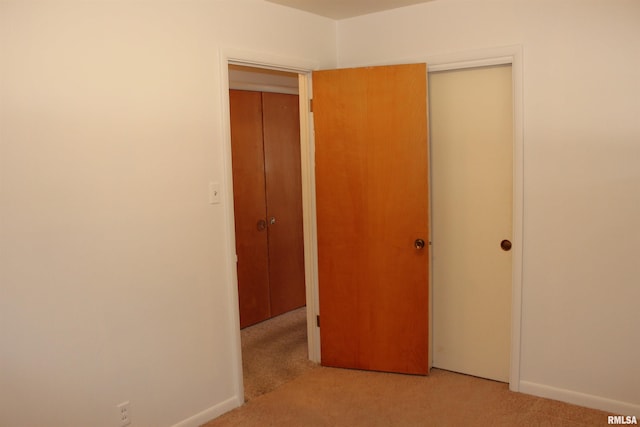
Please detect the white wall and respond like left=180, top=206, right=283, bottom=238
left=337, top=0, right=640, bottom=415
left=2, top=0, right=638, bottom=423
left=0, top=1, right=335, bottom=426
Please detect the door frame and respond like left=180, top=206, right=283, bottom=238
left=425, top=45, right=524, bottom=392
left=219, top=45, right=524, bottom=403
left=219, top=48, right=321, bottom=404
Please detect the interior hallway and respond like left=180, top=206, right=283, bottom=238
left=240, top=307, right=316, bottom=401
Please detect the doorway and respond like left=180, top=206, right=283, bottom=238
left=228, top=64, right=313, bottom=400
left=221, top=48, right=523, bottom=401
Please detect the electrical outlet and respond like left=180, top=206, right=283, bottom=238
left=116, top=401, right=131, bottom=427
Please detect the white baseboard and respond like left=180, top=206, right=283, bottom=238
left=520, top=381, right=640, bottom=417
left=170, top=384, right=640, bottom=426
left=171, top=395, right=243, bottom=427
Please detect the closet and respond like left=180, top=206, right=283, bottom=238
left=229, top=89, right=306, bottom=328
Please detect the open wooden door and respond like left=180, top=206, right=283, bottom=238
left=313, top=64, right=429, bottom=375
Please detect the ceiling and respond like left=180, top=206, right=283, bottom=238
left=265, top=0, right=435, bottom=20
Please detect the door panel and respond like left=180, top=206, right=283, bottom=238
left=313, top=64, right=429, bottom=375
left=229, top=90, right=270, bottom=328
left=262, top=92, right=306, bottom=316
left=430, top=65, right=513, bottom=382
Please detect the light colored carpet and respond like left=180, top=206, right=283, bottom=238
left=240, top=306, right=317, bottom=402
left=206, top=306, right=611, bottom=426
left=204, top=367, right=611, bottom=426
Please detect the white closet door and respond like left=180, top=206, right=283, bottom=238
left=431, top=64, right=513, bottom=382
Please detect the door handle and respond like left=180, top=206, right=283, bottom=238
left=257, top=219, right=267, bottom=231
left=414, top=239, right=425, bottom=250
left=269, top=216, right=276, bottom=225
left=500, top=239, right=512, bottom=251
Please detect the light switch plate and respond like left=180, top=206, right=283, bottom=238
left=209, top=182, right=221, bottom=204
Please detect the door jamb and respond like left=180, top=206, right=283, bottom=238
left=424, top=45, right=524, bottom=392
left=219, top=48, right=321, bottom=405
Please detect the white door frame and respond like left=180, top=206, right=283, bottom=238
left=219, top=46, right=524, bottom=404
left=425, top=45, right=524, bottom=392
left=219, top=48, right=321, bottom=405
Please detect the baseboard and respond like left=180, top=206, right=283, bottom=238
left=171, top=395, right=243, bottom=427
left=520, top=381, right=640, bottom=417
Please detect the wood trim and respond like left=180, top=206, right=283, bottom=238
left=298, top=73, right=322, bottom=363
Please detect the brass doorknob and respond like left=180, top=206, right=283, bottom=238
left=500, top=239, right=512, bottom=251
left=414, top=239, right=425, bottom=250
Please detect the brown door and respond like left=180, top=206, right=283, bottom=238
left=230, top=90, right=306, bottom=328
left=230, top=90, right=271, bottom=328
left=313, top=64, right=429, bottom=375
left=262, top=92, right=306, bottom=317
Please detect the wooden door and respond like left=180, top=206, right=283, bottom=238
left=230, top=90, right=306, bottom=328
left=430, top=65, right=513, bottom=382
left=262, top=92, right=306, bottom=317
left=313, top=64, right=430, bottom=375
left=230, top=90, right=270, bottom=328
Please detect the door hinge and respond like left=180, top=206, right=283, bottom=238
left=316, top=314, right=320, bottom=327
left=309, top=99, right=313, bottom=113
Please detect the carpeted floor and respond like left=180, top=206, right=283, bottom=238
left=203, top=367, right=611, bottom=426
left=203, top=308, right=611, bottom=426
left=240, top=306, right=316, bottom=401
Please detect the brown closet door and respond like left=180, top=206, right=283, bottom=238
left=262, top=92, right=306, bottom=316
left=229, top=90, right=270, bottom=328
